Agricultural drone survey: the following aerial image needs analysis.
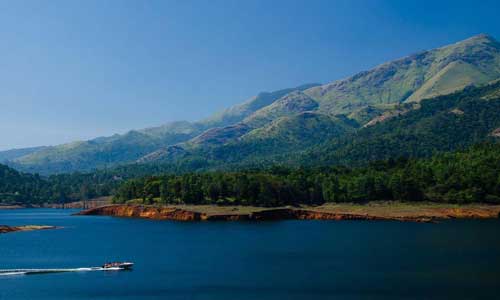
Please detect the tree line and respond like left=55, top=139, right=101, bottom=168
left=2, top=142, right=499, bottom=206
left=0, top=165, right=118, bottom=205
left=113, top=143, right=500, bottom=206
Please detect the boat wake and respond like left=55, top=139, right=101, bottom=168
left=0, top=267, right=123, bottom=276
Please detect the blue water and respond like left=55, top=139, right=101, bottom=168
left=1, top=209, right=500, bottom=299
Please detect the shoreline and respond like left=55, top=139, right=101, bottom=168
left=75, top=202, right=500, bottom=223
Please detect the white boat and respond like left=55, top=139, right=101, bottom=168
left=102, top=262, right=134, bottom=270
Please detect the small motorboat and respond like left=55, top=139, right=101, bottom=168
left=102, top=262, right=134, bottom=270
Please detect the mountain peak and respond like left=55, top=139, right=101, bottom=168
left=469, top=33, right=496, bottom=41
left=452, top=33, right=498, bottom=48
left=306, top=33, right=500, bottom=112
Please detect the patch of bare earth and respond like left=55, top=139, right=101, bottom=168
left=77, top=202, right=500, bottom=223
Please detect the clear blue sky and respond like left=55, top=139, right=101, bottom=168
left=1, top=0, right=499, bottom=150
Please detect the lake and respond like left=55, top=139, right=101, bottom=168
left=1, top=209, right=500, bottom=299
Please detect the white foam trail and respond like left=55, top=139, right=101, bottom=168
left=0, top=272, right=27, bottom=276
left=0, top=267, right=123, bottom=276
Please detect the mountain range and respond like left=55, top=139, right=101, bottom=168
left=2, top=34, right=500, bottom=174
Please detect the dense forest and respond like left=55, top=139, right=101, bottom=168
left=2, top=142, right=500, bottom=206
left=113, top=143, right=500, bottom=206
left=0, top=158, right=212, bottom=205
left=0, top=164, right=116, bottom=205
left=0, top=164, right=49, bottom=204
left=0, top=159, right=202, bottom=205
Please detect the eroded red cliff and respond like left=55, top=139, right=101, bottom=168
left=75, top=205, right=460, bottom=222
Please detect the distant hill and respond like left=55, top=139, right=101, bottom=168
left=141, top=34, right=500, bottom=165
left=2, top=34, right=500, bottom=174
left=306, top=34, right=500, bottom=114
left=144, top=80, right=500, bottom=170
left=199, top=83, right=320, bottom=128
left=180, top=90, right=322, bottom=151
left=0, top=146, right=47, bottom=163
left=9, top=125, right=201, bottom=174
left=3, top=84, right=319, bottom=174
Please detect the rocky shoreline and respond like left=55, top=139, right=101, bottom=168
left=0, top=225, right=58, bottom=234
left=75, top=204, right=500, bottom=223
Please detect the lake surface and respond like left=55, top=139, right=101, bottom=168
left=1, top=209, right=500, bottom=299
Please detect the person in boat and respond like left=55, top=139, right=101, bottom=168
left=102, top=261, right=133, bottom=269
left=103, top=262, right=116, bottom=268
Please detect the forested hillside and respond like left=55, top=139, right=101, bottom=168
left=299, top=81, right=500, bottom=166
left=0, top=164, right=49, bottom=204
left=113, top=143, right=500, bottom=206
left=144, top=81, right=500, bottom=170
left=0, top=163, right=118, bottom=205
left=2, top=140, right=499, bottom=207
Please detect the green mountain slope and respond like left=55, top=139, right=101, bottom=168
left=199, top=83, right=320, bottom=128
left=187, top=123, right=252, bottom=148
left=241, top=112, right=354, bottom=145
left=182, top=91, right=322, bottom=149
left=4, top=34, right=500, bottom=174
left=141, top=112, right=353, bottom=162
left=305, top=34, right=500, bottom=115
left=168, top=112, right=357, bottom=167
left=5, top=85, right=318, bottom=174
left=10, top=125, right=201, bottom=174
left=144, top=81, right=500, bottom=171
left=182, top=86, right=321, bottom=150
left=0, top=146, right=47, bottom=163
left=299, top=81, right=500, bottom=166
left=145, top=34, right=500, bottom=161
left=242, top=91, right=319, bottom=128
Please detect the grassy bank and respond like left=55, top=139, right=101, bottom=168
left=112, top=200, right=500, bottom=220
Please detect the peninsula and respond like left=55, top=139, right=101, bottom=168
left=76, top=202, right=500, bottom=223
